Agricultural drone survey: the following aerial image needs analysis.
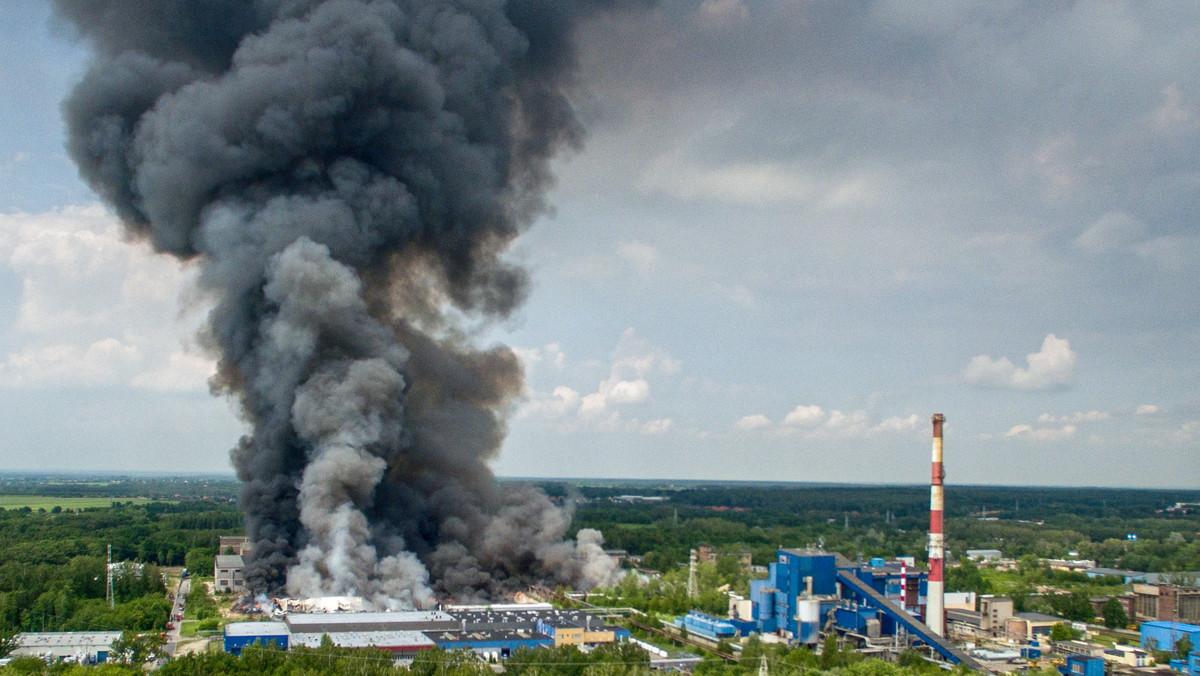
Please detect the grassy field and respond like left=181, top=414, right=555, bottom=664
left=0, top=495, right=159, bottom=510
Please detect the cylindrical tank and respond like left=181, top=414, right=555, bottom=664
left=797, top=599, right=820, bottom=644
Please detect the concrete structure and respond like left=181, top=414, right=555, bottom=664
left=11, top=632, right=122, bottom=663
left=1007, top=612, right=1065, bottom=640
left=218, top=535, right=250, bottom=556
left=1133, top=583, right=1200, bottom=624
left=1056, top=640, right=1105, bottom=658
left=214, top=554, right=245, bottom=593
left=980, top=595, right=1013, bottom=638
left=943, top=592, right=976, bottom=611
left=927, top=413, right=946, bottom=638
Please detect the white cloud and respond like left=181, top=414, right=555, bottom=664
left=1136, top=404, right=1159, bottom=416
left=518, top=386, right=581, bottom=419
left=774, top=405, right=920, bottom=440
left=1153, top=83, right=1192, bottom=129
left=1136, top=234, right=1200, bottom=272
left=1005, top=424, right=1077, bottom=441
left=0, top=338, right=140, bottom=387
left=642, top=418, right=673, bottom=434
left=872, top=414, right=921, bottom=433
left=963, top=334, right=1077, bottom=391
left=0, top=206, right=214, bottom=391
left=617, top=240, right=659, bottom=275
left=512, top=343, right=566, bottom=371
left=519, top=328, right=679, bottom=426
left=1038, top=410, right=1110, bottom=424
left=782, top=404, right=825, bottom=427
left=1074, top=211, right=1147, bottom=255
left=736, top=414, right=770, bottom=430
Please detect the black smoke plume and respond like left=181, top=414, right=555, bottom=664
left=53, top=0, right=632, bottom=606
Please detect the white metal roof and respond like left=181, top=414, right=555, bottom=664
left=225, top=621, right=289, bottom=637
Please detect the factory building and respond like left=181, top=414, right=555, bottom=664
left=739, top=547, right=981, bottom=670
left=1133, top=583, right=1200, bottom=624
left=10, top=631, right=122, bottom=663
left=223, top=607, right=628, bottom=658
left=224, top=622, right=289, bottom=655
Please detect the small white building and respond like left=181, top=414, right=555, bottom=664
left=11, top=631, right=122, bottom=663
left=1101, top=644, right=1149, bottom=667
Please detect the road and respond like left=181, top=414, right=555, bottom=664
left=164, top=576, right=190, bottom=656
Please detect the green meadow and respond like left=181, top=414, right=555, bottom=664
left=0, top=495, right=158, bottom=510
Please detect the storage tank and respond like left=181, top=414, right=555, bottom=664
left=797, top=599, right=820, bottom=644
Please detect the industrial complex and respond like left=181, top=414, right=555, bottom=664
left=9, top=413, right=1199, bottom=676
left=223, top=605, right=629, bottom=658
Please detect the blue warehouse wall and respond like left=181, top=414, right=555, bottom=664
left=224, top=634, right=288, bottom=655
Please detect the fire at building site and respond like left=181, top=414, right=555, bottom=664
left=50, top=0, right=641, bottom=608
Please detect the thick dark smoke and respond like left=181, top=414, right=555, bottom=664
left=54, top=0, right=635, bottom=607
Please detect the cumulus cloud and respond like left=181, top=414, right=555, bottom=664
left=0, top=206, right=214, bottom=390
left=517, top=328, right=679, bottom=427
left=1136, top=404, right=1160, bottom=415
left=512, top=343, right=567, bottom=371
left=782, top=404, right=825, bottom=427
left=641, top=418, right=673, bottom=434
left=736, top=414, right=771, bottom=430
left=963, top=334, right=1077, bottom=391
left=517, top=386, right=582, bottom=419
left=770, top=405, right=921, bottom=440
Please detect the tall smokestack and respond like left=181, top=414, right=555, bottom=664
left=927, top=413, right=946, bottom=636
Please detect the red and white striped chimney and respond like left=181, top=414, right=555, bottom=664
left=927, top=413, right=946, bottom=636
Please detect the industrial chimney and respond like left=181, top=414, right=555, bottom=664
left=927, top=413, right=946, bottom=636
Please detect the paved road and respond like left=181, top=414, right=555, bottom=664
left=164, top=577, right=190, bottom=656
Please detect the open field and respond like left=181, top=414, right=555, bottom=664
left=0, top=495, right=160, bottom=510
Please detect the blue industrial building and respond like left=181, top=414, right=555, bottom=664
left=1059, top=655, right=1105, bottom=676
left=224, top=621, right=290, bottom=655
left=1141, top=620, right=1200, bottom=654
left=744, top=548, right=980, bottom=670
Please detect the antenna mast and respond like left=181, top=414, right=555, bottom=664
left=106, top=544, right=114, bottom=608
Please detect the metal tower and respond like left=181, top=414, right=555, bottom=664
left=106, top=544, right=114, bottom=608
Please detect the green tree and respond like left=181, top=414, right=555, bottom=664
left=1049, top=622, right=1081, bottom=641
left=109, top=631, right=165, bottom=665
left=1177, top=633, right=1194, bottom=660
left=945, top=559, right=991, bottom=596
left=1101, top=598, right=1128, bottom=629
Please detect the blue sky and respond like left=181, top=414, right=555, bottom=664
left=1, top=0, right=1198, bottom=487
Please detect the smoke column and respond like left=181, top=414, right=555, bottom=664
left=52, top=0, right=635, bottom=607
